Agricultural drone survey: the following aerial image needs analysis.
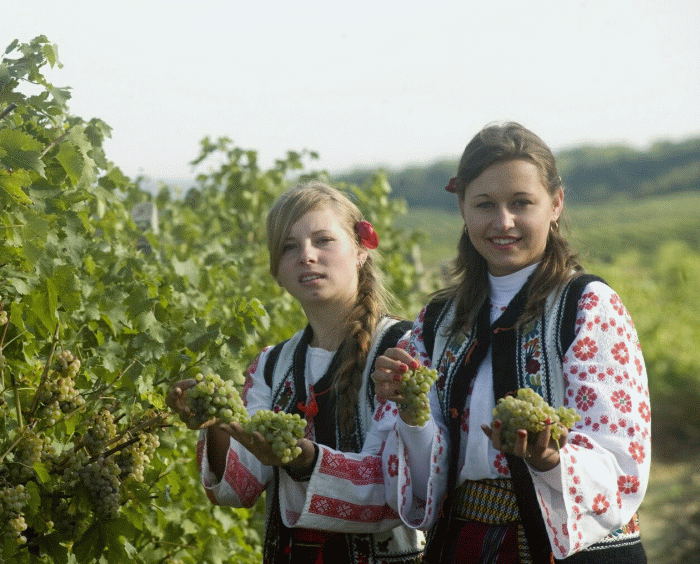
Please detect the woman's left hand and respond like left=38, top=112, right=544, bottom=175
left=481, top=419, right=568, bottom=472
left=221, top=422, right=317, bottom=470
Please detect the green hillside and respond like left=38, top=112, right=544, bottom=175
left=337, top=137, right=700, bottom=211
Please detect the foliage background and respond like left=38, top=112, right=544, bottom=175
left=2, top=36, right=698, bottom=564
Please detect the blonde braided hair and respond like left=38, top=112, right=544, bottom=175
left=266, top=182, right=390, bottom=444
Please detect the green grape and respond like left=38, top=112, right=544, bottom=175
left=492, top=388, right=581, bottom=451
left=398, top=362, right=439, bottom=426
left=184, top=371, right=248, bottom=425
left=242, top=410, right=307, bottom=464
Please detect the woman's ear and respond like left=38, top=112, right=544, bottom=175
left=551, top=187, right=564, bottom=222
left=357, top=249, right=368, bottom=268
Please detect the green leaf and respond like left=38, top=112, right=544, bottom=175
left=33, top=461, right=51, bottom=483
left=28, top=278, right=59, bottom=332
left=26, top=480, right=42, bottom=512
left=73, top=522, right=104, bottom=562
left=55, top=141, right=84, bottom=186
left=0, top=168, right=33, bottom=205
left=0, top=128, right=45, bottom=176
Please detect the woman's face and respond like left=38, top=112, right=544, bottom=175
left=458, top=159, right=563, bottom=277
left=275, top=206, right=366, bottom=314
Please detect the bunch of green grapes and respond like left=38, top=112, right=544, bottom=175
left=0, top=483, right=31, bottom=544
left=61, top=448, right=91, bottom=488
left=37, top=350, right=86, bottom=425
left=243, top=410, right=307, bottom=464
left=114, top=432, right=160, bottom=482
left=5, top=430, right=52, bottom=482
left=184, top=371, right=248, bottom=425
left=492, top=388, right=581, bottom=451
left=398, top=362, right=439, bottom=426
left=78, top=455, right=121, bottom=519
left=82, top=409, right=118, bottom=455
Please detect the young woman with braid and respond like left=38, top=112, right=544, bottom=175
left=166, top=182, right=423, bottom=563
left=373, top=123, right=650, bottom=563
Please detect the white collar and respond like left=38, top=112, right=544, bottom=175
left=488, top=263, right=539, bottom=307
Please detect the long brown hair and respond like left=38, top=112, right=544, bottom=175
left=266, top=182, right=390, bottom=438
left=437, top=122, right=582, bottom=333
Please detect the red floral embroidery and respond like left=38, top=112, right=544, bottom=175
left=387, top=454, right=399, bottom=477
left=610, top=293, right=625, bottom=316
left=494, top=452, right=510, bottom=476
left=575, top=386, right=597, bottom=411
left=629, top=441, right=645, bottom=463
left=579, top=291, right=599, bottom=310
left=592, top=494, right=610, bottom=515
left=573, top=337, right=598, bottom=360
left=611, top=390, right=632, bottom=413
left=570, top=435, right=594, bottom=449
left=610, top=343, right=630, bottom=364
left=526, top=358, right=541, bottom=374
left=638, top=401, right=651, bottom=423
left=618, top=475, right=640, bottom=494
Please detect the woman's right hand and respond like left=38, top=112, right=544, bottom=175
left=165, top=379, right=218, bottom=430
left=371, top=347, right=420, bottom=404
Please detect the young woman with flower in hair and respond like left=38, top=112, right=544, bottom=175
left=372, top=123, right=650, bottom=563
left=167, top=182, right=423, bottom=563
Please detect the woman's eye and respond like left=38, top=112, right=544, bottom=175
left=475, top=201, right=492, bottom=209
left=282, top=243, right=296, bottom=252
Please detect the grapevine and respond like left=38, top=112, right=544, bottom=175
left=491, top=388, right=581, bottom=451
left=398, top=362, right=439, bottom=426
left=242, top=410, right=307, bottom=464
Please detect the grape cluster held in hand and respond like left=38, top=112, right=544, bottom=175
left=491, top=387, right=581, bottom=451
left=243, top=410, right=306, bottom=464
left=398, top=362, right=439, bottom=426
left=183, top=371, right=307, bottom=464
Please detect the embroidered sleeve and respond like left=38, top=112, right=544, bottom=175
left=382, top=306, right=450, bottom=530
left=530, top=282, right=651, bottom=558
left=278, top=392, right=407, bottom=532
left=198, top=347, right=275, bottom=508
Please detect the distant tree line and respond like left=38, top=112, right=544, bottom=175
left=334, top=137, right=700, bottom=210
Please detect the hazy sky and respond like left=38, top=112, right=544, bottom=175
left=8, top=0, right=700, bottom=180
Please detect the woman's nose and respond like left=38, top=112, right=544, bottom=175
left=298, top=241, right=317, bottom=263
left=493, top=206, right=515, bottom=229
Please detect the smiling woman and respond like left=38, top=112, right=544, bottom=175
left=373, top=122, right=651, bottom=564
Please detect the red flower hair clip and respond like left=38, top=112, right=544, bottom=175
left=445, top=177, right=457, bottom=193
left=355, top=220, right=379, bottom=249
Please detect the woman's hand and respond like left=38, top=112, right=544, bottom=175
left=371, top=347, right=418, bottom=403
left=165, top=379, right=217, bottom=430
left=222, top=422, right=317, bottom=471
left=481, top=418, right=569, bottom=472
left=372, top=347, right=432, bottom=425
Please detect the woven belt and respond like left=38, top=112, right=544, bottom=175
left=451, top=478, right=520, bottom=525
